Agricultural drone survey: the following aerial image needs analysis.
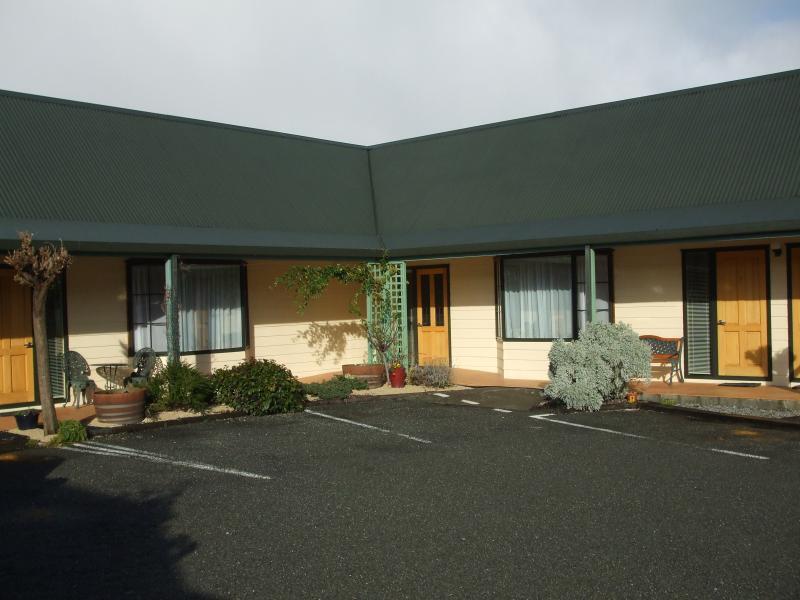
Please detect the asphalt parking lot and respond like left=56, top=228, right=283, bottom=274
left=2, top=389, right=800, bottom=599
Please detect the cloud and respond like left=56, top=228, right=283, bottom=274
left=0, top=0, right=798, bottom=144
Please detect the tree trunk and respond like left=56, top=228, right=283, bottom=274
left=32, top=288, right=57, bottom=435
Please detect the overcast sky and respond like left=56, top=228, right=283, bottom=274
left=1, top=1, right=799, bottom=145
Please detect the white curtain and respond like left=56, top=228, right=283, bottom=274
left=130, top=264, right=167, bottom=352
left=504, top=256, right=573, bottom=338
left=179, top=265, right=243, bottom=352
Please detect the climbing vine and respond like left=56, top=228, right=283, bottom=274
left=275, top=258, right=403, bottom=383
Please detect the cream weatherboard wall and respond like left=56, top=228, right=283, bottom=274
left=246, top=260, right=367, bottom=379
left=64, top=257, right=365, bottom=386
left=440, top=238, right=795, bottom=385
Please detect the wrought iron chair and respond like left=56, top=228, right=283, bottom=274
left=125, top=347, right=160, bottom=387
left=639, top=335, right=684, bottom=384
left=64, top=351, right=95, bottom=407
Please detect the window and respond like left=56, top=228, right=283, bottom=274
left=128, top=261, right=246, bottom=354
left=500, top=252, right=612, bottom=340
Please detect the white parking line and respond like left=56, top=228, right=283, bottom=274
left=493, top=408, right=512, bottom=414
left=711, top=448, right=770, bottom=460
left=433, top=392, right=449, bottom=398
left=530, top=414, right=648, bottom=439
left=461, top=400, right=480, bottom=405
left=61, top=442, right=272, bottom=479
left=305, top=409, right=432, bottom=444
left=530, top=414, right=770, bottom=460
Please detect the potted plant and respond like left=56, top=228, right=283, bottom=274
left=389, top=362, right=406, bottom=388
left=93, top=386, right=147, bottom=425
left=13, top=409, right=40, bottom=430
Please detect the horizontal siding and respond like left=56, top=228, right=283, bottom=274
left=447, top=257, right=498, bottom=373
left=247, top=260, right=367, bottom=378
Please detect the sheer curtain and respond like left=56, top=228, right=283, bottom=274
left=130, top=264, right=167, bottom=352
left=180, top=265, right=243, bottom=352
left=503, top=256, right=573, bottom=338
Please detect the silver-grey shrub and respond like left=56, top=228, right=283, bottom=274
left=408, top=362, right=451, bottom=388
left=545, top=322, right=651, bottom=411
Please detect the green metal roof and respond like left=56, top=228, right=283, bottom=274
left=1, top=69, right=799, bottom=257
left=0, top=91, right=377, bottom=256
left=369, top=69, right=800, bottom=257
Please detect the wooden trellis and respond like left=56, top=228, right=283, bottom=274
left=366, top=261, right=408, bottom=366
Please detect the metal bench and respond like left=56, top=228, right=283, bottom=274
left=639, top=335, right=684, bottom=384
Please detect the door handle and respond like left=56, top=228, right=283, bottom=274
left=717, top=320, right=726, bottom=325
left=24, top=342, right=33, bottom=348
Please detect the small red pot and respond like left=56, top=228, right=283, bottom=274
left=389, top=367, right=407, bottom=388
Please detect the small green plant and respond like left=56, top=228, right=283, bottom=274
left=213, top=359, right=305, bottom=416
left=408, top=363, right=451, bottom=388
left=55, top=420, right=88, bottom=444
left=304, top=375, right=369, bottom=401
left=660, top=397, right=678, bottom=406
left=545, top=322, right=651, bottom=411
left=147, top=361, right=214, bottom=414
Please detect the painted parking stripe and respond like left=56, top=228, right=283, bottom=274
left=530, top=414, right=648, bottom=439
left=531, top=414, right=770, bottom=460
left=710, top=448, right=770, bottom=460
left=493, top=408, right=512, bottom=414
left=305, top=409, right=432, bottom=444
left=61, top=442, right=271, bottom=479
left=461, top=400, right=480, bottom=405
left=432, top=392, right=449, bottom=398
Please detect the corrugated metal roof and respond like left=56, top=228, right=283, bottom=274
left=369, top=69, right=800, bottom=256
left=0, top=90, right=378, bottom=255
left=1, top=69, right=798, bottom=257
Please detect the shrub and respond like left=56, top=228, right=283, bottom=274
left=304, top=375, right=369, bottom=401
left=545, top=322, right=651, bottom=411
left=408, top=363, right=451, bottom=388
left=56, top=420, right=87, bottom=444
left=147, top=361, right=215, bottom=414
left=213, top=359, right=305, bottom=416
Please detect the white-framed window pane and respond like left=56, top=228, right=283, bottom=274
left=503, top=256, right=573, bottom=339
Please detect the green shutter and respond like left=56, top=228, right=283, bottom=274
left=684, top=251, right=713, bottom=376
left=45, top=276, right=67, bottom=399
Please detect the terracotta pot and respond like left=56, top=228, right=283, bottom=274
left=389, top=367, right=406, bottom=388
left=342, top=364, right=385, bottom=389
left=93, top=388, right=147, bottom=425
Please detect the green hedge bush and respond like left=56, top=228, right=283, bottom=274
left=146, top=361, right=215, bottom=414
left=304, top=375, right=368, bottom=401
left=545, top=322, right=651, bottom=411
left=56, top=419, right=88, bottom=443
left=213, top=359, right=305, bottom=415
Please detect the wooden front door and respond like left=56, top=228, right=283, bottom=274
left=416, top=267, right=450, bottom=365
left=791, top=247, right=800, bottom=379
left=0, top=269, right=35, bottom=404
left=715, top=250, right=769, bottom=377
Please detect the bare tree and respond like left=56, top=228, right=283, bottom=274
left=4, top=232, right=71, bottom=435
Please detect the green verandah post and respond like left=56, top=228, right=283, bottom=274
left=165, top=254, right=180, bottom=364
left=366, top=261, right=409, bottom=366
left=584, top=245, right=596, bottom=324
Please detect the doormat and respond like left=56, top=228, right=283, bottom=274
left=719, top=382, right=760, bottom=388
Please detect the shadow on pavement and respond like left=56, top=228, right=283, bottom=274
left=0, top=451, right=215, bottom=599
